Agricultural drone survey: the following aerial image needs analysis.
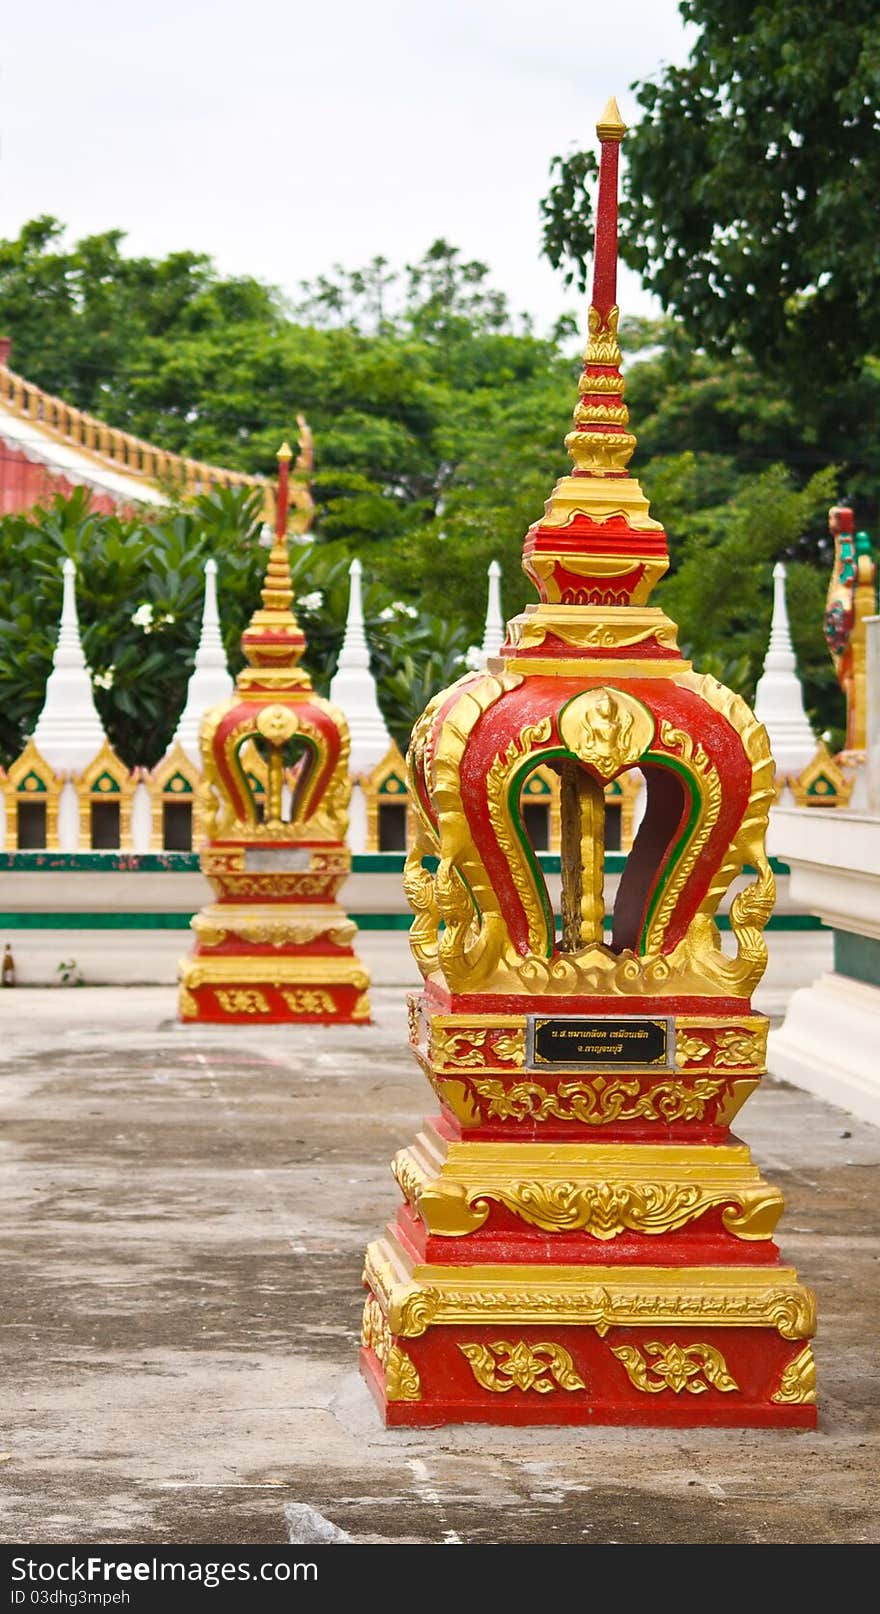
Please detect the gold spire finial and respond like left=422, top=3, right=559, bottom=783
left=597, top=96, right=627, bottom=143
left=277, top=441, right=293, bottom=462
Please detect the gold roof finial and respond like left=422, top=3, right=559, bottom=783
left=596, top=96, right=627, bottom=143
left=238, top=432, right=307, bottom=674
left=562, top=96, right=635, bottom=477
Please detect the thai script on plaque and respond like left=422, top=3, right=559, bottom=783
left=528, top=1016, right=672, bottom=1071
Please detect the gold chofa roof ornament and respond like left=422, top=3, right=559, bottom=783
left=359, top=99, right=817, bottom=1430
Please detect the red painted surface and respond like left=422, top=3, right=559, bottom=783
left=0, top=440, right=119, bottom=517
left=394, top=1201, right=782, bottom=1269
left=362, top=1325, right=816, bottom=1429
left=183, top=980, right=366, bottom=1025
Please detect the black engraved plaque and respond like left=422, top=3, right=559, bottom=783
left=528, top=1016, right=671, bottom=1071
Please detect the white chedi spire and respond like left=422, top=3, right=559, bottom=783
left=754, top=561, right=817, bottom=776
left=173, top=559, right=233, bottom=765
left=31, top=557, right=107, bottom=771
left=481, top=560, right=505, bottom=660
left=329, top=557, right=391, bottom=776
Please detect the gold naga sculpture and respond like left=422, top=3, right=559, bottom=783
left=360, top=99, right=816, bottom=1429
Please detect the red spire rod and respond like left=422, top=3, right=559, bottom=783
left=591, top=97, right=627, bottom=318
left=275, top=441, right=292, bottom=540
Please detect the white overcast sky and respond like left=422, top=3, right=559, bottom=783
left=0, top=1, right=693, bottom=335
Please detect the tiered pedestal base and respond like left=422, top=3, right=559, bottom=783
left=361, top=1232, right=816, bottom=1428
left=179, top=840, right=370, bottom=1024
left=179, top=947, right=370, bottom=1023
left=360, top=989, right=816, bottom=1428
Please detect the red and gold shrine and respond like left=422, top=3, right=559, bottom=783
left=179, top=435, right=370, bottom=1025
left=360, top=100, right=816, bottom=1427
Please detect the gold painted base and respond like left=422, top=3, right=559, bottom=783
left=391, top=1122, right=783, bottom=1242
left=364, top=1227, right=816, bottom=1343
left=179, top=952, right=370, bottom=993
left=361, top=1228, right=816, bottom=1426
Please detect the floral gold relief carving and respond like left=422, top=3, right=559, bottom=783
left=675, top=1034, right=712, bottom=1068
left=676, top=1026, right=766, bottom=1071
left=431, top=1027, right=489, bottom=1068
left=459, top=1340, right=586, bottom=1394
left=414, top=1175, right=781, bottom=1241
left=492, top=1030, right=526, bottom=1067
left=213, top=988, right=270, bottom=1015
left=255, top=703, right=299, bottom=746
left=281, top=988, right=336, bottom=1015
left=469, top=1076, right=727, bottom=1126
left=611, top=1341, right=740, bottom=1395
left=361, top=1297, right=421, bottom=1402
left=714, top=1030, right=765, bottom=1067
left=583, top=303, right=622, bottom=368
left=771, top=1346, right=816, bottom=1405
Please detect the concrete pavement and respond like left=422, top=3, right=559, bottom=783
left=0, top=933, right=877, bottom=1545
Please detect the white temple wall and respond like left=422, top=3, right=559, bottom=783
left=348, top=785, right=368, bottom=854
left=130, top=782, right=153, bottom=853
left=56, top=781, right=80, bottom=852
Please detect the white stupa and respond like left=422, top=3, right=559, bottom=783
left=754, top=561, right=817, bottom=778
left=32, top=557, right=107, bottom=772
left=28, top=558, right=107, bottom=850
left=481, top=560, right=505, bottom=660
left=329, top=558, right=392, bottom=777
left=172, top=559, right=233, bottom=766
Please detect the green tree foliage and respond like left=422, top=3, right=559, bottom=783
left=0, top=223, right=856, bottom=758
left=540, top=1, right=880, bottom=513
left=0, top=488, right=472, bottom=767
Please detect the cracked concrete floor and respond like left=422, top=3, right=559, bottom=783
left=0, top=934, right=878, bottom=1545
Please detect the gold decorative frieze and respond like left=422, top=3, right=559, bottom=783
left=180, top=954, right=369, bottom=990
left=611, top=1341, right=739, bottom=1395
left=428, top=1020, right=527, bottom=1072
left=468, top=1075, right=728, bottom=1126
left=364, top=1233, right=817, bottom=1342
left=508, top=604, right=680, bottom=655
left=459, top=1340, right=585, bottom=1395
left=524, top=546, right=667, bottom=603
left=674, top=1018, right=768, bottom=1074
left=391, top=1132, right=783, bottom=1241
left=191, top=906, right=357, bottom=950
